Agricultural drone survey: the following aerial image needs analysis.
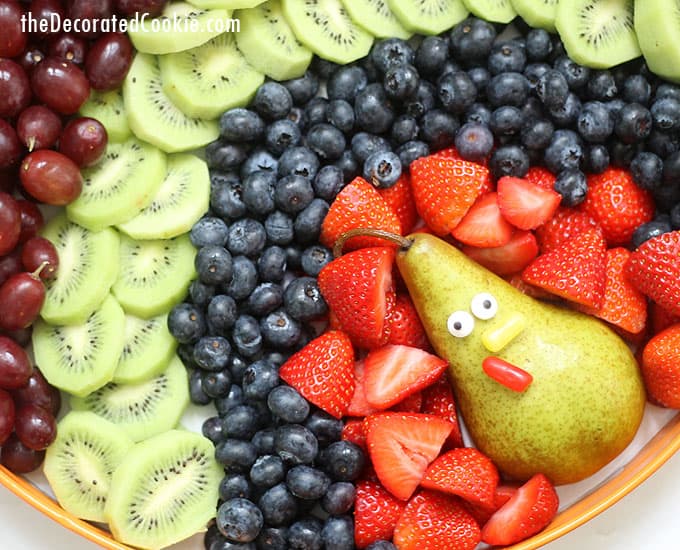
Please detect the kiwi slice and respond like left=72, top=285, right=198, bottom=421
left=113, top=313, right=178, bottom=384
left=555, top=0, right=641, bottom=69
left=112, top=233, right=196, bottom=319
left=79, top=89, right=131, bottom=143
left=70, top=355, right=189, bottom=442
left=123, top=53, right=219, bottom=153
left=40, top=214, right=120, bottom=325
left=43, top=411, right=134, bottom=522
left=342, top=0, right=412, bottom=39
left=104, top=429, right=222, bottom=549
left=188, top=0, right=265, bottom=9
left=387, top=0, right=469, bottom=34
left=235, top=0, right=314, bottom=81
left=65, top=138, right=167, bottom=231
left=282, top=0, right=374, bottom=64
left=462, top=0, right=516, bottom=23
left=159, top=32, right=265, bottom=120
left=33, top=294, right=126, bottom=397
left=510, top=0, right=558, bottom=31
left=127, top=2, right=230, bottom=55
left=117, top=154, right=210, bottom=240
left=635, top=0, right=680, bottom=83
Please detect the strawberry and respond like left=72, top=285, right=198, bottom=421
left=466, top=483, right=519, bottom=526
left=320, top=177, right=401, bottom=252
left=481, top=473, right=559, bottom=546
left=421, top=447, right=500, bottom=508
left=420, top=374, right=464, bottom=449
left=451, top=192, right=515, bottom=247
left=641, top=325, right=680, bottom=408
left=354, top=479, right=406, bottom=548
left=365, top=412, right=453, bottom=500
left=581, top=167, right=655, bottom=246
left=650, top=301, right=680, bottom=335
left=342, top=419, right=367, bottom=451
left=496, top=176, right=561, bottom=230
left=534, top=206, right=601, bottom=253
left=522, top=226, right=607, bottom=308
left=524, top=166, right=556, bottom=190
left=410, top=155, right=491, bottom=236
left=279, top=330, right=355, bottom=419
left=462, top=230, right=539, bottom=276
left=507, top=274, right=559, bottom=301
left=347, top=359, right=379, bottom=417
left=432, top=146, right=463, bottom=160
left=626, top=231, right=680, bottom=318
left=363, top=345, right=448, bottom=409
left=393, top=490, right=481, bottom=550
left=318, top=247, right=395, bottom=349
left=378, top=172, right=419, bottom=235
left=386, top=293, right=430, bottom=350
left=391, top=391, right=423, bottom=413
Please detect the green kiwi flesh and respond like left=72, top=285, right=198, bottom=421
left=282, top=0, right=374, bottom=64
left=79, top=89, right=131, bottom=143
left=634, top=0, right=680, bottom=83
left=70, top=355, right=189, bottom=442
left=510, top=0, right=558, bottom=31
left=113, top=313, right=178, bottom=383
left=461, top=0, right=516, bottom=23
left=112, top=233, right=197, bottom=318
left=33, top=294, right=126, bottom=397
left=123, top=53, right=219, bottom=153
left=66, top=138, right=167, bottom=231
left=235, top=0, right=314, bottom=81
left=387, top=0, right=469, bottom=34
left=43, top=411, right=134, bottom=522
left=159, top=32, right=265, bottom=120
left=188, top=0, right=266, bottom=9
left=127, top=2, right=230, bottom=55
left=555, top=0, right=641, bottom=69
left=40, top=214, right=120, bottom=325
left=117, top=153, right=210, bottom=240
left=342, top=0, right=412, bottom=39
left=104, top=429, right=223, bottom=549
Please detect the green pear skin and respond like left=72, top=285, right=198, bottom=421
left=396, top=233, right=646, bottom=485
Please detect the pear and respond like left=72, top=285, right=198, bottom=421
left=395, top=232, right=645, bottom=485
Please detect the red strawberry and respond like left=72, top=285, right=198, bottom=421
left=420, top=374, right=464, bottom=449
left=451, top=192, right=515, bottom=247
left=626, top=231, right=680, bottom=318
left=496, top=176, right=561, bottom=230
left=342, top=419, right=367, bottom=451
left=410, top=155, right=491, bottom=236
left=481, top=473, right=559, bottom=546
left=347, top=359, right=379, bottom=417
left=320, top=177, right=401, bottom=251
left=581, top=167, right=655, bottom=246
left=466, top=483, right=519, bottom=526
left=279, top=330, right=355, bottom=419
left=641, top=325, right=680, bottom=408
left=421, top=447, right=500, bottom=508
left=462, top=230, right=539, bottom=276
left=432, top=146, right=463, bottom=160
left=365, top=412, right=453, bottom=500
left=524, top=166, right=556, bottom=190
left=391, top=391, right=423, bottom=413
left=363, top=345, right=448, bottom=409
left=650, top=301, right=680, bottom=335
left=354, top=479, right=406, bottom=548
left=534, top=206, right=601, bottom=253
left=318, top=247, right=395, bottom=349
left=522, top=226, right=607, bottom=308
left=507, top=274, right=559, bottom=301
left=393, top=490, right=481, bottom=550
left=378, top=173, right=419, bottom=234
left=386, top=294, right=430, bottom=350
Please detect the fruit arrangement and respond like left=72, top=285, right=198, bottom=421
left=3, top=0, right=680, bottom=548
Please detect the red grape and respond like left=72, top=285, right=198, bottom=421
left=0, top=58, right=31, bottom=118
left=0, top=433, right=45, bottom=473
left=0, top=388, right=14, bottom=445
left=16, top=104, right=62, bottom=151
left=20, top=149, right=83, bottom=205
left=12, top=367, right=60, bottom=416
left=85, top=32, right=132, bottom=91
left=58, top=116, right=107, bottom=167
left=0, top=119, right=23, bottom=169
left=0, top=166, right=17, bottom=193
left=115, top=0, right=166, bottom=17
left=16, top=199, right=45, bottom=243
left=66, top=0, right=112, bottom=38
left=21, top=236, right=58, bottom=279
left=0, top=335, right=32, bottom=389
left=49, top=32, right=87, bottom=65
left=2, top=326, right=32, bottom=347
left=28, top=0, right=64, bottom=37
left=0, top=249, right=22, bottom=286
left=18, top=46, right=46, bottom=73
left=0, top=271, right=46, bottom=331
left=0, top=0, right=26, bottom=58
left=14, top=402, right=56, bottom=450
left=0, top=191, right=21, bottom=255
left=30, top=57, right=90, bottom=115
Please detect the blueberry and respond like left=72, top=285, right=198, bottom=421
left=521, top=96, right=544, bottom=122
left=449, top=17, right=496, bottom=62
left=334, top=149, right=360, bottom=182
left=286, top=465, right=330, bottom=500
left=252, top=427, right=276, bottom=455
left=354, top=83, right=394, bottom=134
left=326, top=99, right=355, bottom=134
left=189, top=280, right=215, bottom=309
left=420, top=109, right=459, bottom=150
left=226, top=220, right=266, bottom=260
left=585, top=144, right=610, bottom=174
left=654, top=182, right=680, bottom=211
left=210, top=176, right=247, bottom=221
left=216, top=439, right=258, bottom=473
left=232, top=315, right=263, bottom=358
left=630, top=151, right=663, bottom=190
left=196, top=245, right=233, bottom=286
left=203, top=415, right=226, bottom=443
left=310, top=57, right=339, bottom=79
left=260, top=309, right=302, bottom=348
left=455, top=122, right=494, bottom=162
left=207, top=294, right=238, bottom=335
left=437, top=71, right=477, bottom=117
left=264, top=211, right=294, bottom=245
left=313, top=165, right=345, bottom=201
left=294, top=198, right=329, bottom=244
left=304, top=410, right=343, bottom=447
left=486, top=72, right=530, bottom=107
left=241, top=171, right=276, bottom=218
left=321, top=482, right=356, bottom=515
left=320, top=441, right=365, bottom=481
left=287, top=106, right=308, bottom=133
left=488, top=40, right=526, bottom=74
left=258, top=483, right=298, bottom=526
left=520, top=118, right=554, bottom=151
left=220, top=108, right=265, bottom=141
left=404, top=81, right=436, bottom=118
left=327, top=65, right=368, bottom=101
left=189, top=368, right=210, bottom=405
left=366, top=542, right=397, bottom=550
left=525, top=28, right=552, bottom=60
left=240, top=148, right=278, bottom=180
left=177, top=343, right=197, bottom=368
left=305, top=123, right=346, bottom=161
left=609, top=140, right=641, bottom=168
left=267, top=385, right=309, bottom=423
left=671, top=203, right=680, bottom=229
left=632, top=219, right=672, bottom=248
left=190, top=216, right=229, bottom=248
left=370, top=38, right=415, bottom=73
left=524, top=62, right=550, bottom=90
left=587, top=70, right=617, bottom=100
left=249, top=455, right=286, bottom=489
left=282, top=276, right=327, bottom=321
left=465, top=103, right=492, bottom=126
left=577, top=101, right=614, bottom=143
left=285, top=246, right=303, bottom=272
left=201, top=368, right=232, bottom=398
left=168, top=303, right=206, bottom=344
left=648, top=129, right=680, bottom=158
left=245, top=283, right=283, bottom=317
left=219, top=473, right=253, bottom=501
left=488, top=144, right=530, bottom=179
left=363, top=150, right=402, bottom=188
left=287, top=518, right=323, bottom=550
left=278, top=146, right=320, bottom=179
left=254, top=82, right=293, bottom=120
left=466, top=67, right=489, bottom=94
left=547, top=91, right=581, bottom=127
left=544, top=130, right=584, bottom=173
left=321, top=516, right=353, bottom=550
left=224, top=404, right=263, bottom=440
left=257, top=246, right=287, bottom=282
left=415, top=35, right=449, bottom=77
left=256, top=527, right=288, bottom=550
left=242, top=359, right=280, bottom=401
left=622, top=74, right=651, bottom=105
left=304, top=97, right=328, bottom=126
left=216, top=380, right=245, bottom=414
left=490, top=106, right=524, bottom=137
left=383, top=63, right=419, bottom=100
left=217, top=498, right=263, bottom=543
left=651, top=97, right=680, bottom=132
left=535, top=69, right=569, bottom=110
left=206, top=141, right=249, bottom=171
left=274, top=424, right=318, bottom=465
left=282, top=71, right=319, bottom=105
left=265, top=119, right=302, bottom=156
left=396, top=140, right=430, bottom=167
left=209, top=539, right=255, bottom=550
left=664, top=150, right=680, bottom=183
left=553, top=55, right=590, bottom=90
left=615, top=103, right=653, bottom=143
left=604, top=98, right=626, bottom=119
left=351, top=132, right=391, bottom=164
left=655, top=83, right=680, bottom=102
left=273, top=175, right=314, bottom=215
left=554, top=169, right=588, bottom=206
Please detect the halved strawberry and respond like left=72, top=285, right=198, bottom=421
left=481, top=473, right=559, bottom=546
left=390, top=391, right=422, bottom=413
left=347, top=359, right=379, bottom=417
left=452, top=192, right=514, bottom=247
left=341, top=419, right=367, bottom=451
left=497, top=176, right=561, bottom=230
left=650, top=301, right=680, bottom=336
left=386, top=293, right=430, bottom=350
left=524, top=166, right=556, bottom=190
left=466, top=482, right=519, bottom=527
left=420, top=374, right=464, bottom=449
left=378, top=172, right=419, bottom=235
left=363, top=345, right=448, bottom=409
left=507, top=274, right=559, bottom=301
left=354, top=479, right=406, bottom=548
left=365, top=412, right=453, bottom=500
left=534, top=206, right=601, bottom=253
left=462, top=230, right=539, bottom=276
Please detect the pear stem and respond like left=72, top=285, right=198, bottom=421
left=333, top=228, right=412, bottom=258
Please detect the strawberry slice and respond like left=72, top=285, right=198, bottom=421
left=393, top=490, right=481, bottom=550
left=318, top=246, right=395, bottom=349
left=524, top=166, right=556, bottom=190
left=363, top=345, right=448, bottom=409
left=420, top=374, right=464, bottom=449
left=279, top=330, right=355, bottom=419
left=466, top=482, right=519, bottom=526
left=650, top=301, right=680, bottom=335
left=462, top=230, right=539, bottom=276
left=354, top=479, right=406, bottom=548
left=534, top=206, right=601, bottom=253
left=391, top=390, right=423, bottom=413
left=378, top=172, right=419, bottom=235
left=481, top=473, right=559, bottom=546
left=386, top=293, right=430, bottom=350
left=347, top=360, right=379, bottom=417
left=341, top=419, right=367, bottom=451
left=452, top=192, right=514, bottom=247
left=365, top=412, right=453, bottom=500
left=497, top=176, right=561, bottom=230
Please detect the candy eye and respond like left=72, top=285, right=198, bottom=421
left=447, top=310, right=474, bottom=338
left=471, top=292, right=498, bottom=320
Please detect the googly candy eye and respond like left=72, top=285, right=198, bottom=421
left=447, top=310, right=474, bottom=338
left=471, top=292, right=498, bottom=320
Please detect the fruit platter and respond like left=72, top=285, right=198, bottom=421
left=2, top=0, right=680, bottom=548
